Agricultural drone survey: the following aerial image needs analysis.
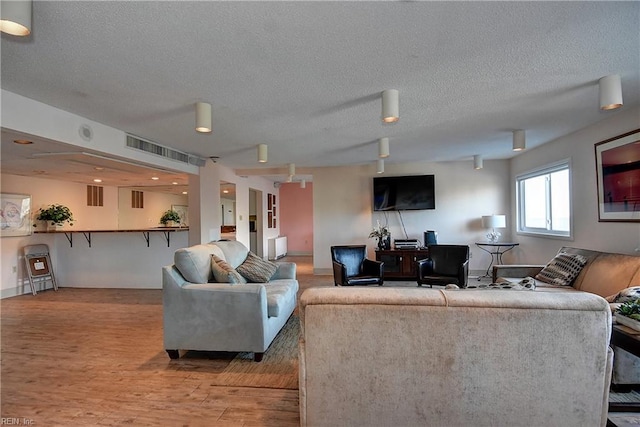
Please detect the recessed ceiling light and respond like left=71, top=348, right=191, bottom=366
left=14, top=139, right=33, bottom=144
left=223, top=189, right=229, bottom=193
left=94, top=167, right=104, bottom=171
left=172, top=182, right=178, bottom=185
left=151, top=177, right=159, bottom=180
left=93, top=179, right=102, bottom=183
left=182, top=191, right=188, bottom=195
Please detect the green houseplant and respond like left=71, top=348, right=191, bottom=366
left=34, top=204, right=75, bottom=227
left=160, top=209, right=181, bottom=226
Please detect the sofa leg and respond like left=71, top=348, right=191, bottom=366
left=166, top=349, right=180, bottom=359
left=254, top=352, right=264, bottom=362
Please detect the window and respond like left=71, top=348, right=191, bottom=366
left=131, top=190, right=144, bottom=209
left=516, top=160, right=571, bottom=238
left=87, top=185, right=104, bottom=207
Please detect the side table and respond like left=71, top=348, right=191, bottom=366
left=475, top=242, right=519, bottom=281
left=609, top=324, right=640, bottom=413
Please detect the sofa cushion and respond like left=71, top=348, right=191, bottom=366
left=211, top=254, right=247, bottom=284
left=575, top=253, right=640, bottom=297
left=174, top=243, right=224, bottom=284
left=236, top=251, right=278, bottom=282
left=265, top=283, right=297, bottom=317
left=535, top=252, right=588, bottom=286
left=211, top=240, right=250, bottom=268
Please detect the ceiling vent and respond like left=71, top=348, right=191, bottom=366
left=126, top=134, right=205, bottom=166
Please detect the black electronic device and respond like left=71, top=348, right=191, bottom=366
left=373, top=175, right=435, bottom=211
left=424, top=230, right=438, bottom=246
left=394, top=239, right=421, bottom=249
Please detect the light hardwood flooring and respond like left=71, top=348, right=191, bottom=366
left=1, top=255, right=328, bottom=427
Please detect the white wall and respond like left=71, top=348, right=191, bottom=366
left=0, top=174, right=188, bottom=297
left=312, top=159, right=510, bottom=274
left=118, top=188, right=188, bottom=229
left=509, top=107, right=640, bottom=264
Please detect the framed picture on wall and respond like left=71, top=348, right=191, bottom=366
left=1, top=193, right=32, bottom=237
left=595, top=128, right=640, bottom=222
left=171, top=205, right=188, bottom=226
left=268, top=193, right=273, bottom=210
left=268, top=212, right=273, bottom=228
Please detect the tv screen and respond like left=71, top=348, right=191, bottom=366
left=373, top=175, right=435, bottom=211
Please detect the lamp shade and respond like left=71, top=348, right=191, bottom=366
left=377, top=159, right=385, bottom=174
left=378, top=137, right=390, bottom=158
left=482, top=215, right=506, bottom=229
left=599, top=74, right=623, bottom=110
left=195, top=102, right=212, bottom=133
left=258, top=144, right=268, bottom=163
left=0, top=0, right=31, bottom=36
left=381, top=89, right=399, bottom=123
left=473, top=155, right=483, bottom=170
left=512, top=130, right=526, bottom=151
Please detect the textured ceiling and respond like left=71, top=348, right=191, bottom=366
left=1, top=1, right=639, bottom=186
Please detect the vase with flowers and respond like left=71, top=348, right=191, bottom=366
left=369, top=221, right=391, bottom=250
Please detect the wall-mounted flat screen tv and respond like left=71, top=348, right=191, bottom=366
left=373, top=174, right=435, bottom=211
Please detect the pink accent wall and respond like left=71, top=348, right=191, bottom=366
left=280, top=182, right=313, bottom=254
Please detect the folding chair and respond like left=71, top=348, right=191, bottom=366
left=22, top=244, right=58, bottom=295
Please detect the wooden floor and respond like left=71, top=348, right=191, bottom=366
left=1, top=255, right=329, bottom=427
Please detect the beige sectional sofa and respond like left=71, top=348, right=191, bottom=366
left=493, top=246, right=640, bottom=385
left=298, top=287, right=612, bottom=427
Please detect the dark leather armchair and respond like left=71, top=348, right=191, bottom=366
left=417, top=244, right=469, bottom=288
left=331, top=245, right=384, bottom=286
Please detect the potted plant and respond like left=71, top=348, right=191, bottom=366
left=160, top=209, right=181, bottom=227
left=616, top=300, right=640, bottom=331
left=368, top=220, right=391, bottom=250
left=34, top=204, right=75, bottom=230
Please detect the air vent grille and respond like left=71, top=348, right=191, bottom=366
left=126, top=135, right=200, bottom=165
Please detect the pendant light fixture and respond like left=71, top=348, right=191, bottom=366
left=377, top=159, right=385, bottom=174
left=473, top=155, right=483, bottom=170
left=0, top=0, right=31, bottom=36
left=512, top=130, right=526, bottom=151
left=288, top=163, right=296, bottom=177
left=258, top=144, right=268, bottom=163
left=300, top=179, right=306, bottom=189
left=599, top=74, right=623, bottom=110
left=381, top=89, right=399, bottom=123
left=378, top=137, right=390, bottom=158
left=195, top=102, right=212, bottom=133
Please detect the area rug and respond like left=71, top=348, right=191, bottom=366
left=197, top=315, right=300, bottom=390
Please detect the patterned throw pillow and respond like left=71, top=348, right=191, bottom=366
left=236, top=251, right=278, bottom=283
left=535, top=252, right=588, bottom=286
left=211, top=254, right=246, bottom=284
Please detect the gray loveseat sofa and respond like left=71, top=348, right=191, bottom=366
left=163, top=240, right=298, bottom=361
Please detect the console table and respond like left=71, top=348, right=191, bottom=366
left=475, top=242, right=519, bottom=280
left=375, top=248, right=429, bottom=280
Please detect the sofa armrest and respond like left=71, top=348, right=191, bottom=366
left=362, top=258, right=383, bottom=277
left=459, top=259, right=470, bottom=287
left=492, top=264, right=544, bottom=283
left=272, top=261, right=297, bottom=280
left=163, top=266, right=270, bottom=351
left=332, top=261, right=346, bottom=286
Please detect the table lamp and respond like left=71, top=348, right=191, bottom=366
left=482, top=214, right=506, bottom=243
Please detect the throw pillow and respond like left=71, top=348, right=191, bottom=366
left=534, top=252, right=588, bottom=286
left=211, top=254, right=246, bottom=284
left=236, top=251, right=278, bottom=283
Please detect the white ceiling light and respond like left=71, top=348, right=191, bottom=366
left=288, top=163, right=296, bottom=177
left=300, top=179, right=306, bottom=189
left=381, top=89, right=399, bottom=124
left=195, top=102, right=212, bottom=133
left=258, top=144, right=268, bottom=163
left=599, top=74, right=623, bottom=111
left=0, top=0, right=31, bottom=36
left=473, top=155, right=483, bottom=170
left=378, top=137, right=390, bottom=158
left=512, top=130, right=526, bottom=151
left=377, top=159, right=385, bottom=174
